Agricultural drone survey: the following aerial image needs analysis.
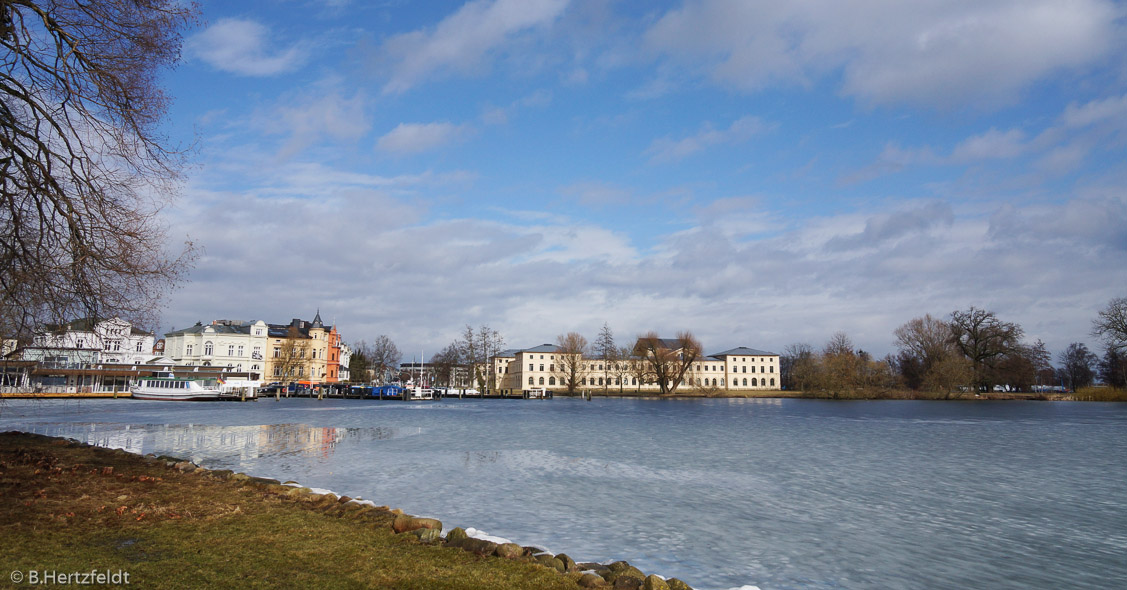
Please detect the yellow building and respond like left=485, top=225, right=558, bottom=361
left=492, top=342, right=779, bottom=395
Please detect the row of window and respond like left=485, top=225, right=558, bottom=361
left=185, top=342, right=262, bottom=358
left=73, top=339, right=146, bottom=353
left=526, top=376, right=777, bottom=388
left=523, top=363, right=774, bottom=374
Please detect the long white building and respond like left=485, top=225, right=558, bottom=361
left=490, top=341, right=779, bottom=395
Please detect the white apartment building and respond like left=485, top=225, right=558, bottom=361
left=30, top=317, right=156, bottom=365
left=164, top=320, right=269, bottom=377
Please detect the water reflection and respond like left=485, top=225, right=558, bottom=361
left=21, top=422, right=417, bottom=465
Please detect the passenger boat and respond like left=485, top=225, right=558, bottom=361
left=130, top=376, right=224, bottom=401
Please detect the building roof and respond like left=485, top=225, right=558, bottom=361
left=634, top=337, right=685, bottom=351
left=47, top=317, right=152, bottom=336
left=521, top=344, right=561, bottom=353
left=166, top=322, right=251, bottom=337
left=710, top=346, right=778, bottom=357
left=493, top=349, right=522, bottom=358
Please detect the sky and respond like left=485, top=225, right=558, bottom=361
left=156, top=0, right=1127, bottom=362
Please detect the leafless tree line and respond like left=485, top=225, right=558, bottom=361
left=781, top=299, right=1127, bottom=397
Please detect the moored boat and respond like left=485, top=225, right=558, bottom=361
left=130, top=376, right=224, bottom=401
left=407, top=387, right=435, bottom=400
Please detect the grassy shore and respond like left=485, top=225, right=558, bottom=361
left=0, top=432, right=675, bottom=590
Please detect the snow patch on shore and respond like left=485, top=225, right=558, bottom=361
left=464, top=527, right=513, bottom=545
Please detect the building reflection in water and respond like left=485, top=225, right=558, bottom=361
left=24, top=422, right=415, bottom=468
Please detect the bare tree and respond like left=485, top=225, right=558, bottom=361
left=781, top=343, right=815, bottom=391
left=949, top=307, right=1025, bottom=392
left=273, top=326, right=310, bottom=384
left=819, top=332, right=861, bottom=396
left=349, top=340, right=372, bottom=383
left=458, top=325, right=478, bottom=386
left=1059, top=343, right=1098, bottom=391
left=555, top=332, right=587, bottom=394
left=455, top=324, right=504, bottom=390
left=894, top=314, right=962, bottom=391
left=1092, top=297, right=1127, bottom=354
left=0, top=1, right=199, bottom=341
left=593, top=322, right=615, bottom=394
left=635, top=331, right=702, bottom=395
left=1099, top=348, right=1127, bottom=388
left=475, top=325, right=504, bottom=390
left=429, top=342, right=462, bottom=387
left=369, top=335, right=401, bottom=384
left=609, top=345, right=634, bottom=394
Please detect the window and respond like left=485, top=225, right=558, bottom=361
left=752, top=378, right=758, bottom=387
left=186, top=344, right=194, bottom=356
left=549, top=364, right=554, bottom=372
left=770, top=366, right=774, bottom=373
left=581, top=377, right=587, bottom=385
left=274, top=367, right=282, bottom=376
left=136, top=341, right=143, bottom=352
left=743, top=378, right=747, bottom=386
left=742, top=366, right=746, bottom=373
left=632, top=378, right=637, bottom=385
left=273, top=347, right=280, bottom=358
left=538, top=377, right=545, bottom=385
left=721, top=378, right=725, bottom=386
left=76, top=339, right=84, bottom=348
left=236, top=364, right=242, bottom=372
left=529, top=364, right=533, bottom=371
left=228, top=344, right=235, bottom=356
left=204, top=341, right=213, bottom=356
left=539, top=364, right=544, bottom=371
left=113, top=341, right=121, bottom=351
left=770, top=378, right=775, bottom=386
left=549, top=377, right=556, bottom=386
left=238, top=345, right=244, bottom=357
left=528, top=377, right=534, bottom=385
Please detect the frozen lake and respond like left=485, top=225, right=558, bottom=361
left=3, top=397, right=1126, bottom=590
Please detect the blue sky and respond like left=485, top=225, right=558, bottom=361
left=158, top=0, right=1127, bottom=361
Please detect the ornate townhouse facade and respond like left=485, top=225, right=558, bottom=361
left=29, top=317, right=157, bottom=365
left=161, top=312, right=345, bottom=386
left=164, top=320, right=269, bottom=377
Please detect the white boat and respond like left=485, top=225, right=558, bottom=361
left=407, top=387, right=435, bottom=400
left=130, top=376, right=224, bottom=401
left=524, top=387, right=552, bottom=399
left=442, top=387, right=481, bottom=398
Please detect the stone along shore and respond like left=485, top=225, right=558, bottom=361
left=0, top=431, right=693, bottom=590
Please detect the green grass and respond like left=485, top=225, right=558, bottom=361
left=0, top=432, right=587, bottom=590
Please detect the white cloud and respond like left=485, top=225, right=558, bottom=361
left=950, top=128, right=1028, bottom=162
left=645, top=0, right=1122, bottom=109
left=376, top=122, right=474, bottom=154
left=378, top=0, right=571, bottom=93
left=849, top=91, right=1127, bottom=182
left=186, top=19, right=307, bottom=76
left=645, top=116, right=773, bottom=163
left=248, top=86, right=370, bottom=159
